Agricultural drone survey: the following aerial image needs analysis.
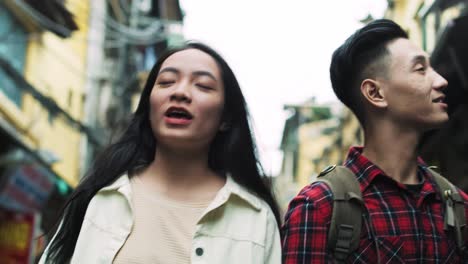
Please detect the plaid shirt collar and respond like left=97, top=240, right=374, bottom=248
left=344, top=146, right=442, bottom=202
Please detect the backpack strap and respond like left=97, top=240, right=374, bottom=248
left=428, top=167, right=467, bottom=253
left=316, top=165, right=364, bottom=262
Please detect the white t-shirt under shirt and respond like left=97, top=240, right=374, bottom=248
left=113, top=177, right=211, bottom=264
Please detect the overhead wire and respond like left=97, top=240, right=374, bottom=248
left=0, top=0, right=163, bottom=146
left=2, top=0, right=181, bottom=85
left=70, top=0, right=180, bottom=45
left=5, top=0, right=178, bottom=49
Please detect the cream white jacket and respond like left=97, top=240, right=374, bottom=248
left=40, top=174, right=281, bottom=264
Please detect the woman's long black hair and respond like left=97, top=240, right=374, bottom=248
left=45, top=42, right=281, bottom=263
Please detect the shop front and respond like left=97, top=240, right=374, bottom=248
left=0, top=122, right=70, bottom=263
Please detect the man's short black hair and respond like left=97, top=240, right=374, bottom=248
left=329, top=19, right=408, bottom=126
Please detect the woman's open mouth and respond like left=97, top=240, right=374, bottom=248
left=164, top=107, right=193, bottom=125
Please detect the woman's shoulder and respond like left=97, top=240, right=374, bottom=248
left=85, top=174, right=133, bottom=220
left=97, top=173, right=131, bottom=193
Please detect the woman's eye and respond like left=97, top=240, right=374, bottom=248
left=157, top=81, right=174, bottom=87
left=416, top=67, right=426, bottom=73
left=197, top=84, right=213, bottom=90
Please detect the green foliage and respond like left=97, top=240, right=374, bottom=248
left=310, top=107, right=331, bottom=121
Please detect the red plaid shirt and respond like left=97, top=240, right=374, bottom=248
left=282, top=146, right=468, bottom=263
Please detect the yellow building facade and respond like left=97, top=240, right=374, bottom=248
left=277, top=102, right=363, bottom=212
left=385, top=0, right=425, bottom=45
left=276, top=101, right=355, bottom=211
left=0, top=0, right=90, bottom=187
left=386, top=0, right=465, bottom=52
left=315, top=108, right=362, bottom=171
left=296, top=119, right=339, bottom=188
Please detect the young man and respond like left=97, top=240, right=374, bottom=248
left=281, top=19, right=468, bottom=263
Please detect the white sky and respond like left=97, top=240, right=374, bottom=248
left=179, top=0, right=387, bottom=176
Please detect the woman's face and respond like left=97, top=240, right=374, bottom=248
left=149, top=48, right=225, bottom=150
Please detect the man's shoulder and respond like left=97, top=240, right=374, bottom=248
left=283, top=181, right=335, bottom=228
left=459, top=188, right=468, bottom=204
left=292, top=181, right=334, bottom=208
left=427, top=167, right=468, bottom=203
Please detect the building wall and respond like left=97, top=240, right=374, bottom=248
left=314, top=108, right=362, bottom=171
left=386, top=0, right=425, bottom=46
left=276, top=111, right=343, bottom=212
left=387, top=0, right=464, bottom=52
left=276, top=103, right=361, bottom=212
left=296, top=119, right=337, bottom=188
left=3, top=1, right=90, bottom=186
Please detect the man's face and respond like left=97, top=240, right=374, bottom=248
left=380, top=38, right=448, bottom=131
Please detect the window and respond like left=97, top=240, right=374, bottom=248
left=0, top=3, right=28, bottom=107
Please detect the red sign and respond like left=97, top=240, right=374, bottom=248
left=0, top=208, right=38, bottom=264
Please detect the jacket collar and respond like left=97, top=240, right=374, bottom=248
left=223, top=174, right=262, bottom=211
left=97, top=173, right=263, bottom=211
left=99, top=173, right=131, bottom=192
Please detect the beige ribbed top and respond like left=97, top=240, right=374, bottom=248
left=113, top=177, right=210, bottom=264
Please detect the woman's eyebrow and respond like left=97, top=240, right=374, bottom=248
left=159, top=67, right=180, bottom=75
left=193, top=70, right=217, bottom=81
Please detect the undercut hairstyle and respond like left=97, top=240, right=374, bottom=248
left=330, top=19, right=408, bottom=126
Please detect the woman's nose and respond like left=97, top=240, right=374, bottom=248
left=170, top=83, right=192, bottom=103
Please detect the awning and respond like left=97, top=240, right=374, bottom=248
left=2, top=0, right=78, bottom=38
left=0, top=120, right=71, bottom=212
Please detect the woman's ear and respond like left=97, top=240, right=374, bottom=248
left=219, top=122, right=231, bottom=132
left=360, top=79, right=387, bottom=109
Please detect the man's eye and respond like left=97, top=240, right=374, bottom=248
left=416, top=67, right=426, bottom=72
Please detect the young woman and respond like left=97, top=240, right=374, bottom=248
left=40, top=42, right=281, bottom=263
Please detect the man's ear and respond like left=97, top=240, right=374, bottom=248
left=360, top=79, right=387, bottom=109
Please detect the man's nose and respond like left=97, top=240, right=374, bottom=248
left=432, top=70, right=448, bottom=91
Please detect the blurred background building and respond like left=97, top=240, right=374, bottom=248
left=0, top=0, right=183, bottom=262
left=275, top=98, right=362, bottom=210
left=276, top=0, right=468, bottom=212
